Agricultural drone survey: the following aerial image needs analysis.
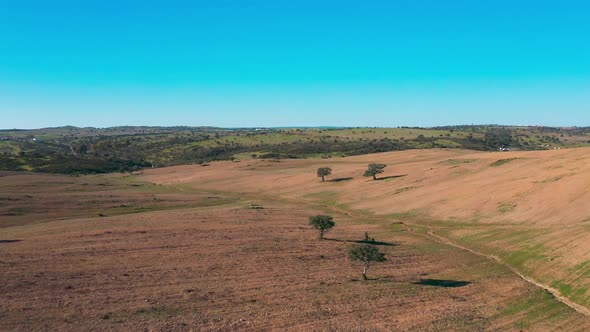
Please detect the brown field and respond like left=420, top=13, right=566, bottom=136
left=141, top=148, right=590, bottom=310
left=3, top=148, right=590, bottom=330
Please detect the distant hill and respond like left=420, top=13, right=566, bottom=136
left=1, top=125, right=589, bottom=174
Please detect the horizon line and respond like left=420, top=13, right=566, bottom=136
left=1, top=124, right=588, bottom=131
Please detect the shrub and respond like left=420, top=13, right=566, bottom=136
left=309, top=215, right=335, bottom=240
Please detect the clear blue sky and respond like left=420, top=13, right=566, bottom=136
left=1, top=0, right=589, bottom=129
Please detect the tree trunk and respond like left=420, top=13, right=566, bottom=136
left=319, top=230, right=324, bottom=240
left=321, top=176, right=325, bottom=182
left=373, top=174, right=377, bottom=180
left=362, top=263, right=368, bottom=280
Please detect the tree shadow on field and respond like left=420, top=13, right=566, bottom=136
left=327, top=177, right=353, bottom=183
left=325, top=238, right=398, bottom=247
left=0, top=240, right=22, bottom=244
left=375, top=175, right=407, bottom=181
left=350, top=277, right=383, bottom=282
left=413, top=279, right=471, bottom=288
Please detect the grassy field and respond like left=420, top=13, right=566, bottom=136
left=5, top=147, right=590, bottom=329
left=136, top=147, right=590, bottom=322
left=1, top=170, right=588, bottom=330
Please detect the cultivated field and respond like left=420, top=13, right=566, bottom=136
left=3, top=147, right=590, bottom=330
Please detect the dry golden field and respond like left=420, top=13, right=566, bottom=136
left=3, top=148, right=590, bottom=330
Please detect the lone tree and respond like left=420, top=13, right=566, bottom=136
left=364, top=163, right=387, bottom=180
left=309, top=215, right=335, bottom=240
left=317, top=167, right=332, bottom=182
left=347, top=244, right=386, bottom=280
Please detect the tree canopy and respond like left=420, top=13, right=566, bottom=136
left=484, top=128, right=514, bottom=150
left=363, top=163, right=386, bottom=180
left=309, top=215, right=335, bottom=240
left=347, top=244, right=387, bottom=280
left=316, top=167, right=332, bottom=182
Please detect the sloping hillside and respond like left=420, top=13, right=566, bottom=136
left=142, top=147, right=590, bottom=310
left=2, top=167, right=590, bottom=330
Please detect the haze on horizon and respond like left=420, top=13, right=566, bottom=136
left=1, top=1, right=589, bottom=129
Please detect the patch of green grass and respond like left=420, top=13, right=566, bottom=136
left=303, top=190, right=338, bottom=200
left=551, top=280, right=574, bottom=297
left=500, top=289, right=573, bottom=329
left=572, top=287, right=589, bottom=305
left=503, top=244, right=547, bottom=272
left=0, top=141, right=21, bottom=154
left=385, top=210, right=428, bottom=221
left=497, top=201, right=517, bottom=213
left=415, top=240, right=458, bottom=254
left=490, top=158, right=519, bottom=167
left=388, top=222, right=405, bottom=232
left=499, top=229, right=544, bottom=246
left=458, top=228, right=509, bottom=246
left=570, top=260, right=590, bottom=278
left=302, top=191, right=349, bottom=210
left=433, top=139, right=462, bottom=148
left=441, top=158, right=478, bottom=166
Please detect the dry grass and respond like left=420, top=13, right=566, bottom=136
left=140, top=147, right=590, bottom=315
left=4, top=148, right=590, bottom=330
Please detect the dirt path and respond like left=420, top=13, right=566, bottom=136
left=284, top=194, right=590, bottom=317
left=420, top=226, right=590, bottom=317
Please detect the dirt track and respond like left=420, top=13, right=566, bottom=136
left=424, top=227, right=590, bottom=317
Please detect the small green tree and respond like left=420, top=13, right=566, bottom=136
left=364, top=163, right=386, bottom=180
left=347, top=244, right=386, bottom=280
left=317, top=167, right=332, bottom=182
left=309, top=215, right=335, bottom=240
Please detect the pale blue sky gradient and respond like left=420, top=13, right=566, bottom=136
left=1, top=1, right=589, bottom=128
